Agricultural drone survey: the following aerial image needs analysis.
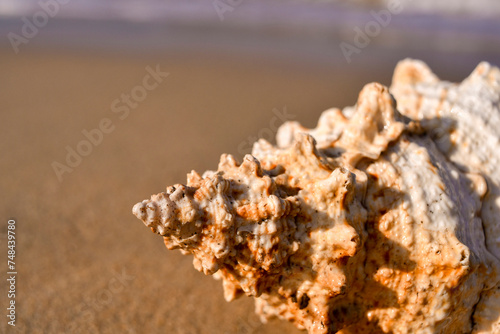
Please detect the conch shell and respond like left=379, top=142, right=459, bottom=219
left=133, top=61, right=500, bottom=333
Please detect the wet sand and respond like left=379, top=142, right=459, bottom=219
left=0, top=46, right=492, bottom=333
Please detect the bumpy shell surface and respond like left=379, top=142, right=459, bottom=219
left=391, top=59, right=500, bottom=333
left=133, top=63, right=500, bottom=333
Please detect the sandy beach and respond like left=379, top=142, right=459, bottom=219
left=1, top=11, right=498, bottom=330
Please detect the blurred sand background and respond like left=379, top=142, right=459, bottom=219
left=1, top=2, right=500, bottom=333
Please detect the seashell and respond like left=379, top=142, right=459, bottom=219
left=133, top=62, right=500, bottom=333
